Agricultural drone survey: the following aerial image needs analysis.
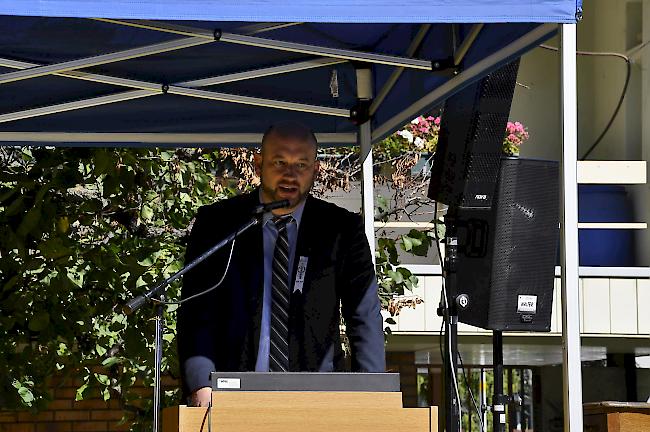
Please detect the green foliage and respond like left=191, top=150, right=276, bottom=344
left=0, top=138, right=439, bottom=429
left=0, top=147, right=241, bottom=428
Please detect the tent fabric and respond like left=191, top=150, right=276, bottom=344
left=0, top=17, right=552, bottom=147
left=0, top=4, right=586, bottom=429
left=0, top=1, right=582, bottom=24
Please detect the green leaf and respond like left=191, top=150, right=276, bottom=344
left=140, top=206, right=153, bottom=223
left=57, top=342, right=69, bottom=356
left=407, top=229, right=432, bottom=256
left=434, top=220, right=446, bottom=240
left=66, top=268, right=83, bottom=288
left=17, top=386, right=34, bottom=406
left=102, top=357, right=122, bottom=367
left=396, top=267, right=412, bottom=278
left=401, top=236, right=413, bottom=251
left=4, top=195, right=25, bottom=217
left=16, top=206, right=41, bottom=238
left=94, top=373, right=110, bottom=386
left=75, top=383, right=88, bottom=401
left=2, top=275, right=21, bottom=293
left=94, top=150, right=113, bottom=175
left=39, top=237, right=71, bottom=260
left=95, top=343, right=107, bottom=357
left=57, top=216, right=70, bottom=233
left=387, top=270, right=403, bottom=284
left=28, top=311, right=50, bottom=332
left=375, top=195, right=390, bottom=218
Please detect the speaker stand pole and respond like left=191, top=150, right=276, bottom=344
left=153, top=294, right=164, bottom=432
left=492, top=330, right=506, bottom=432
left=440, top=214, right=460, bottom=432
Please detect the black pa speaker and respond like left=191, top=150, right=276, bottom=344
left=428, top=60, right=520, bottom=209
left=456, top=157, right=559, bottom=332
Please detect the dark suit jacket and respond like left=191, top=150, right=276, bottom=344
left=178, top=191, right=385, bottom=393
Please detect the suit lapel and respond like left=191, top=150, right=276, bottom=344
left=292, top=195, right=316, bottom=289
left=235, top=191, right=265, bottom=370
left=288, top=196, right=318, bottom=370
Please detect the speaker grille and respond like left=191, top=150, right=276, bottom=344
left=428, top=59, right=520, bottom=208
left=464, top=152, right=502, bottom=183
left=457, top=158, right=559, bottom=332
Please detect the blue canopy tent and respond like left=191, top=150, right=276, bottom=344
left=0, top=1, right=584, bottom=430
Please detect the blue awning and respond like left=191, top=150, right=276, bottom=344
left=0, top=2, right=579, bottom=147
left=1, top=1, right=582, bottom=24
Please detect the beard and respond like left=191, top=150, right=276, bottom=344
left=260, top=179, right=312, bottom=211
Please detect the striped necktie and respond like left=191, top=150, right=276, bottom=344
left=269, top=215, right=292, bottom=372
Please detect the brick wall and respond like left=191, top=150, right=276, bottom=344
left=2, top=357, right=420, bottom=431
left=0, top=374, right=178, bottom=432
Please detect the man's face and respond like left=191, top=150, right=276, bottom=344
left=254, top=133, right=320, bottom=215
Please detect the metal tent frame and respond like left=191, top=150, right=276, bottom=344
left=0, top=10, right=583, bottom=431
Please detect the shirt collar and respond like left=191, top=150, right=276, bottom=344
left=259, top=189, right=306, bottom=230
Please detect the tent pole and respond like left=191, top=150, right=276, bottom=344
left=0, top=57, right=347, bottom=124
left=0, top=132, right=357, bottom=146
left=182, top=58, right=346, bottom=87
left=94, top=18, right=301, bottom=38
left=559, top=23, right=583, bottom=432
left=369, top=24, right=431, bottom=116
left=99, top=18, right=432, bottom=70
left=0, top=37, right=210, bottom=85
left=356, top=68, right=376, bottom=263
left=372, top=23, right=557, bottom=143
left=453, top=24, right=484, bottom=66
left=218, top=32, right=430, bottom=70
left=0, top=83, right=349, bottom=123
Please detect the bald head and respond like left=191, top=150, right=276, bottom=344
left=261, top=121, right=318, bottom=156
left=255, top=121, right=320, bottom=214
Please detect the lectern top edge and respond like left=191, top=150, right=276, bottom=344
left=210, top=372, right=401, bottom=392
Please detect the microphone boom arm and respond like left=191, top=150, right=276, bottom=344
left=123, top=217, right=260, bottom=314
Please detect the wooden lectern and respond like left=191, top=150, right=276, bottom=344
left=163, top=372, right=437, bottom=432
left=583, top=402, right=650, bottom=432
left=163, top=391, right=437, bottom=432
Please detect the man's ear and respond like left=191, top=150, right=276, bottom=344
left=254, top=153, right=262, bottom=176
left=313, top=159, right=320, bottom=175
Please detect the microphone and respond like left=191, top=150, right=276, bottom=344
left=253, top=199, right=290, bottom=215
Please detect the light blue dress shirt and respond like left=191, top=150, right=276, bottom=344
left=255, top=197, right=306, bottom=371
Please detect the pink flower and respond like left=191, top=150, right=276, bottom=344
left=507, top=134, right=521, bottom=145
left=434, top=117, right=441, bottom=125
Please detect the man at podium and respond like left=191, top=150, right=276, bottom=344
left=178, top=121, right=386, bottom=406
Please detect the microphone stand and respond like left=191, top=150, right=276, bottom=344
left=121, top=199, right=288, bottom=432
left=438, top=209, right=461, bottom=432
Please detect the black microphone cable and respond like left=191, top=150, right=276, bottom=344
left=538, top=44, right=632, bottom=160
left=150, top=236, right=236, bottom=307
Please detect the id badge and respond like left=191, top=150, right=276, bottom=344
left=293, top=256, right=309, bottom=293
